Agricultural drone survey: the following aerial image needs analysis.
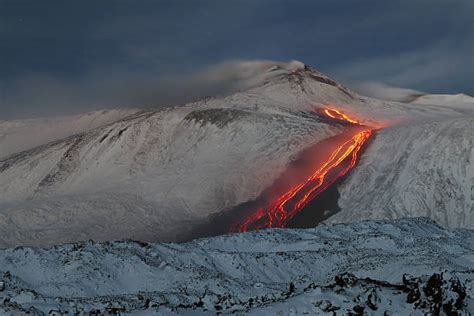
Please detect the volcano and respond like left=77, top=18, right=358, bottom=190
left=0, top=61, right=472, bottom=247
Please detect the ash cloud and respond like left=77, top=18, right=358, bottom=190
left=1, top=60, right=298, bottom=119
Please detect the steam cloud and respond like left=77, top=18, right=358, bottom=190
left=350, top=81, right=425, bottom=102
left=1, top=60, right=303, bottom=119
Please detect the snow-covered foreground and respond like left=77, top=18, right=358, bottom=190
left=0, top=218, right=471, bottom=315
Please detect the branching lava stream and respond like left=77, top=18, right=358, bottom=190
left=230, top=107, right=374, bottom=233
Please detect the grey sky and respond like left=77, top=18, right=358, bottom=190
left=1, top=0, right=473, bottom=118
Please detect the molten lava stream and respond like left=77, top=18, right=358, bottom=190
left=230, top=108, right=374, bottom=233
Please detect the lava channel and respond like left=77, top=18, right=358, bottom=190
left=230, top=107, right=374, bottom=233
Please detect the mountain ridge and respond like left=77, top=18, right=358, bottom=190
left=0, top=61, right=472, bottom=247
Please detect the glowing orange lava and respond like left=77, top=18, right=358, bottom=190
left=230, top=107, right=374, bottom=233
left=322, top=108, right=361, bottom=125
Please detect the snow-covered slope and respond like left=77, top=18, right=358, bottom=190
left=412, top=93, right=474, bottom=109
left=0, top=108, right=141, bottom=159
left=0, top=218, right=471, bottom=315
left=331, top=116, right=474, bottom=229
left=0, top=103, right=342, bottom=246
left=0, top=62, right=356, bottom=246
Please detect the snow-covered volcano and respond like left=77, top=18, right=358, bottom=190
left=0, top=60, right=472, bottom=247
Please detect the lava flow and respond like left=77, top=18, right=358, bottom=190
left=230, top=107, right=374, bottom=233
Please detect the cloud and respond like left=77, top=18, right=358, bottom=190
left=350, top=81, right=424, bottom=102
left=332, top=38, right=474, bottom=94
left=1, top=60, right=303, bottom=119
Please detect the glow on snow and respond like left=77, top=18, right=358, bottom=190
left=231, top=107, right=374, bottom=232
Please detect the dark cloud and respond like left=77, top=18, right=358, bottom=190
left=333, top=38, right=474, bottom=94
left=0, top=0, right=473, bottom=118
